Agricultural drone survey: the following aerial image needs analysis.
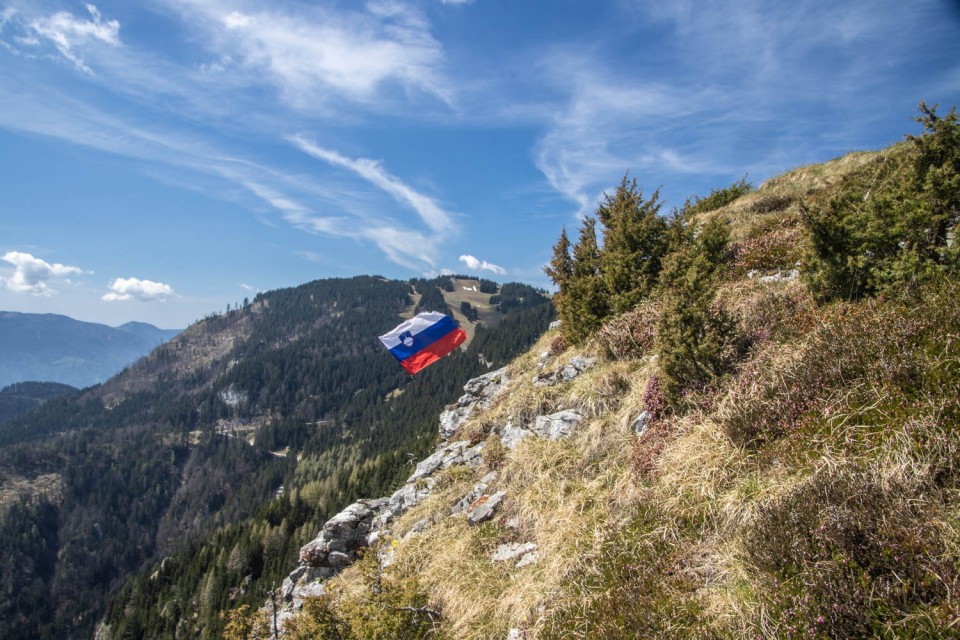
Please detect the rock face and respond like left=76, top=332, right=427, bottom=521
left=269, top=358, right=595, bottom=628
left=298, top=498, right=389, bottom=569
left=466, top=490, right=506, bottom=526
left=439, top=368, right=509, bottom=440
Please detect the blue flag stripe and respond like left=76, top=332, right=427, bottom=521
left=388, top=315, right=458, bottom=361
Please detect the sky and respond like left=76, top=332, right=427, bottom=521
left=1, top=0, right=959, bottom=329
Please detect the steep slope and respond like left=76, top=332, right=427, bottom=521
left=0, top=275, right=552, bottom=640
left=0, top=311, right=180, bottom=388
left=261, top=109, right=960, bottom=639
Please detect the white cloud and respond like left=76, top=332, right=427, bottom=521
left=102, top=277, right=175, bottom=302
left=282, top=137, right=458, bottom=270
left=163, top=0, right=450, bottom=109
left=1, top=251, right=84, bottom=296
left=291, top=136, right=455, bottom=235
left=28, top=3, right=121, bottom=74
left=239, top=283, right=259, bottom=293
left=459, top=254, right=505, bottom=275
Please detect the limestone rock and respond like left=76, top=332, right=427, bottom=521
left=299, top=498, right=387, bottom=568
left=491, top=542, right=537, bottom=563
left=439, top=368, right=509, bottom=440
left=532, top=410, right=583, bottom=440
left=515, top=551, right=539, bottom=568
left=452, top=471, right=497, bottom=515
left=499, top=420, right=533, bottom=449
left=533, top=355, right=597, bottom=387
left=466, top=490, right=506, bottom=526
left=631, top=410, right=650, bottom=437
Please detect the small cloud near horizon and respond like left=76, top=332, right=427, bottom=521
left=1, top=251, right=84, bottom=296
left=459, top=254, right=506, bottom=275
left=102, top=277, right=175, bottom=302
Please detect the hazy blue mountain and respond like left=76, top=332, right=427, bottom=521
left=0, top=311, right=181, bottom=388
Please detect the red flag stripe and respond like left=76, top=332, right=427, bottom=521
left=400, top=327, right=467, bottom=375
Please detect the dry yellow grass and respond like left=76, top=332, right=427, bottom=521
left=304, top=139, right=959, bottom=638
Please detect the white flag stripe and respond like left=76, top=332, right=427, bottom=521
left=378, top=311, right=448, bottom=349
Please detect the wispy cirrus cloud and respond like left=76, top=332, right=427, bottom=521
left=1, top=251, right=85, bottom=296
left=102, top=277, right=175, bottom=302
left=159, top=0, right=451, bottom=110
left=284, top=136, right=459, bottom=270
left=532, top=0, right=959, bottom=216
left=291, top=136, right=456, bottom=235
left=20, top=3, right=120, bottom=74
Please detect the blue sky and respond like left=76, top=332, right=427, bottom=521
left=1, top=0, right=958, bottom=329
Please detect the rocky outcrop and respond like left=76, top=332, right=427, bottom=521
left=439, top=367, right=509, bottom=440
left=299, top=498, right=388, bottom=570
left=532, top=355, right=597, bottom=387
left=466, top=490, right=506, bottom=526
left=270, top=359, right=594, bottom=627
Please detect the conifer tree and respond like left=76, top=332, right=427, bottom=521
left=562, top=216, right=610, bottom=344
left=656, top=217, right=739, bottom=404
left=544, top=226, right=573, bottom=290
left=597, top=176, right=668, bottom=313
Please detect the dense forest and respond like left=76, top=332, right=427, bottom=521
left=0, top=275, right=553, bottom=640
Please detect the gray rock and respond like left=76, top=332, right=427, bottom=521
left=533, top=355, right=596, bottom=386
left=548, top=320, right=562, bottom=330
left=631, top=410, right=650, bottom=437
left=452, top=472, right=497, bottom=515
left=515, top=551, right=539, bottom=568
left=759, top=269, right=799, bottom=283
left=500, top=421, right=533, bottom=449
left=466, top=490, right=506, bottom=526
left=532, top=410, right=583, bottom=440
left=538, top=351, right=551, bottom=369
left=298, top=498, right=388, bottom=568
left=491, top=542, right=537, bottom=563
left=439, top=368, right=509, bottom=440
left=408, top=517, right=432, bottom=535
left=508, top=628, right=526, bottom=640
left=407, top=447, right=448, bottom=482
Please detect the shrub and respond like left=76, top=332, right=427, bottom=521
left=285, top=551, right=439, bottom=640
left=722, top=280, right=960, bottom=453
left=656, top=217, right=747, bottom=405
left=597, top=176, right=668, bottom=314
left=681, top=175, right=753, bottom=217
left=732, top=217, right=805, bottom=274
left=802, top=103, right=960, bottom=301
left=746, top=465, right=956, bottom=638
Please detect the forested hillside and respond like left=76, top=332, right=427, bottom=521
left=0, top=275, right=552, bottom=640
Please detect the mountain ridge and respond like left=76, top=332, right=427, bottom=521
left=0, top=310, right=181, bottom=388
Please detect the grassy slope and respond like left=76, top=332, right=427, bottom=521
left=306, top=142, right=960, bottom=638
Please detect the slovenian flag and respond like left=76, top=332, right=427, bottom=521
left=379, top=311, right=467, bottom=375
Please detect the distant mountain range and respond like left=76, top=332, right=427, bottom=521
left=0, top=311, right=181, bottom=388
